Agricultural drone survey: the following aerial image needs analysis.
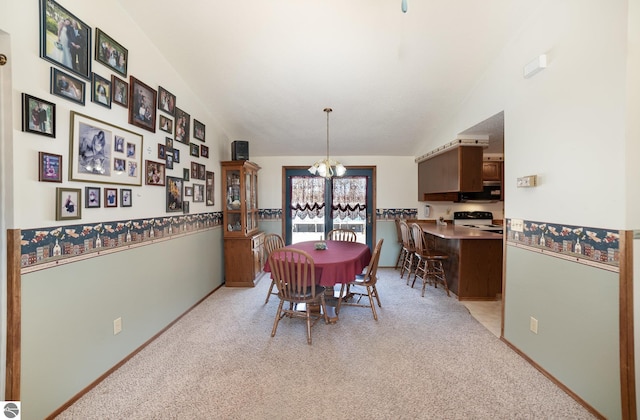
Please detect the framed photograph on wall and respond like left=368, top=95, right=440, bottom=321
left=200, top=145, right=209, bottom=158
left=184, top=186, right=193, bottom=197
left=158, top=144, right=166, bottom=160
left=183, top=200, right=190, bottom=214
left=183, top=168, right=190, bottom=181
left=56, top=187, right=81, bottom=220
left=38, top=151, right=62, bottom=182
left=50, top=67, right=85, bottom=105
left=190, top=143, right=199, bottom=157
left=193, top=119, right=205, bottom=141
left=157, top=86, right=175, bottom=115
left=206, top=170, right=215, bottom=206
left=69, top=111, right=143, bottom=186
left=95, top=28, right=127, bottom=76
left=91, top=72, right=111, bottom=108
left=128, top=76, right=157, bottom=133
left=159, top=115, right=173, bottom=134
left=120, top=188, right=132, bottom=207
left=104, top=187, right=118, bottom=207
left=193, top=183, right=204, bottom=203
left=85, top=186, right=100, bottom=208
left=166, top=176, right=183, bottom=212
left=111, top=75, right=128, bottom=107
left=173, top=148, right=180, bottom=163
left=22, top=93, right=55, bottom=138
left=39, top=0, right=92, bottom=80
left=174, top=107, right=190, bottom=144
left=145, top=160, right=165, bottom=186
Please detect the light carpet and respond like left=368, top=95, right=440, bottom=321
left=56, top=268, right=595, bottom=419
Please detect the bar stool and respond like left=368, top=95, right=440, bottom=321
left=410, top=223, right=450, bottom=297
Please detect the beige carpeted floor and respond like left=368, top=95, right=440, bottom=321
left=56, top=268, right=595, bottom=419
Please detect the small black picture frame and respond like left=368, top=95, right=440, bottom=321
left=85, top=186, right=101, bottom=208
left=22, top=93, right=55, bottom=138
left=105, top=187, right=118, bottom=207
left=190, top=143, right=200, bottom=157
left=111, top=75, right=128, bottom=107
left=91, top=72, right=111, bottom=108
left=194, top=119, right=205, bottom=141
left=95, top=28, right=128, bottom=77
left=50, top=67, right=85, bottom=105
left=120, top=188, right=132, bottom=207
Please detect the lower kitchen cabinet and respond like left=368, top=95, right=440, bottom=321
left=224, top=231, right=264, bottom=287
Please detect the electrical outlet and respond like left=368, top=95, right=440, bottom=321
left=529, top=316, right=538, bottom=334
left=113, top=317, right=122, bottom=335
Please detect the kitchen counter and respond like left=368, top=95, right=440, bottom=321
left=415, top=221, right=503, bottom=301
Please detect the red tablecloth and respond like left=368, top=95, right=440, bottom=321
left=264, top=240, right=372, bottom=287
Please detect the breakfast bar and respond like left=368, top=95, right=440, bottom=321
left=416, top=222, right=503, bottom=301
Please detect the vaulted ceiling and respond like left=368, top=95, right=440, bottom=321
left=115, top=1, right=537, bottom=157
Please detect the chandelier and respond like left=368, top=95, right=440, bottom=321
left=308, top=107, right=346, bottom=178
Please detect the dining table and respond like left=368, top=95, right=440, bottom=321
left=263, top=239, right=372, bottom=322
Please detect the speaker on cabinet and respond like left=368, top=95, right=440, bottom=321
left=232, top=141, right=249, bottom=161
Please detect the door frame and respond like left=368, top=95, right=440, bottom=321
left=281, top=166, right=376, bottom=249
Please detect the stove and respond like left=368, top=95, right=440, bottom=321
left=453, top=211, right=503, bottom=234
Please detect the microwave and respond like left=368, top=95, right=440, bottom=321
left=459, top=183, right=502, bottom=202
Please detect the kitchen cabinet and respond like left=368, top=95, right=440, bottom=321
left=482, top=161, right=503, bottom=182
left=221, top=160, right=263, bottom=287
left=418, top=146, right=483, bottom=201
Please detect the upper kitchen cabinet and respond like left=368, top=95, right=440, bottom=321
left=482, top=161, right=503, bottom=182
left=418, top=146, right=484, bottom=201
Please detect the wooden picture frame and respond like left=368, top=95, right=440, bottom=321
left=120, top=188, right=132, bottom=207
left=190, top=162, right=198, bottom=179
left=38, top=152, right=62, bottom=182
left=165, top=153, right=174, bottom=170
left=193, top=183, right=205, bottom=203
left=183, top=168, right=190, bottom=181
left=39, top=0, right=91, bottom=80
left=198, top=163, right=206, bottom=180
left=129, top=76, right=157, bottom=133
left=50, top=67, right=85, bottom=105
left=166, top=176, right=183, bottom=212
left=158, top=144, right=166, bottom=160
left=104, top=187, right=118, bottom=207
left=159, top=115, right=173, bottom=134
left=190, top=143, right=200, bottom=157
left=206, top=170, right=215, bottom=206
left=69, top=111, right=143, bottom=186
left=111, top=75, right=128, bottom=107
left=95, top=28, right=127, bottom=77
left=165, top=137, right=173, bottom=148
left=200, top=145, right=209, bottom=158
left=173, top=148, right=180, bottom=163
left=56, top=187, right=81, bottom=220
left=184, top=186, right=193, bottom=197
left=157, top=86, right=176, bottom=116
left=145, top=160, right=166, bottom=186
left=91, top=72, right=111, bottom=108
left=194, top=119, right=205, bottom=141
left=174, top=107, right=190, bottom=144
left=183, top=200, right=190, bottom=214
left=22, top=93, right=55, bottom=138
left=85, top=186, right=101, bottom=208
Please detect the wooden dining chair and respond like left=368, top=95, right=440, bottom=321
left=399, top=220, right=416, bottom=281
left=263, top=233, right=285, bottom=304
left=410, top=223, right=450, bottom=297
left=337, top=239, right=384, bottom=320
left=394, top=217, right=406, bottom=270
left=326, top=228, right=357, bottom=242
left=268, top=248, right=329, bottom=344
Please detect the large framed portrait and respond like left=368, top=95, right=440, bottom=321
left=174, top=107, right=190, bottom=144
left=69, top=111, right=143, bottom=186
left=50, top=67, right=85, bottom=105
left=128, top=76, right=157, bottom=133
left=39, top=0, right=91, bottom=80
left=111, top=75, right=128, bottom=107
left=56, top=187, right=81, bottom=220
left=166, top=176, right=184, bottom=212
left=157, top=86, right=176, bottom=116
left=22, top=93, right=55, bottom=138
left=145, top=160, right=166, bottom=186
left=38, top=152, right=62, bottom=182
left=91, top=73, right=111, bottom=108
left=206, top=170, right=215, bottom=206
left=95, top=28, right=127, bottom=77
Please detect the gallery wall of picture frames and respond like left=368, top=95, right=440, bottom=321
left=31, top=0, right=214, bottom=223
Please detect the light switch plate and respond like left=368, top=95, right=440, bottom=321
left=511, top=219, right=524, bottom=232
left=517, top=175, right=537, bottom=188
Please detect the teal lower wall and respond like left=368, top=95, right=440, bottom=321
left=503, top=245, right=620, bottom=419
left=21, top=228, right=224, bottom=420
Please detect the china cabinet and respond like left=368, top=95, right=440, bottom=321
left=221, top=160, right=264, bottom=287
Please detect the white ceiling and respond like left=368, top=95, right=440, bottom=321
left=115, top=1, right=535, bottom=158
